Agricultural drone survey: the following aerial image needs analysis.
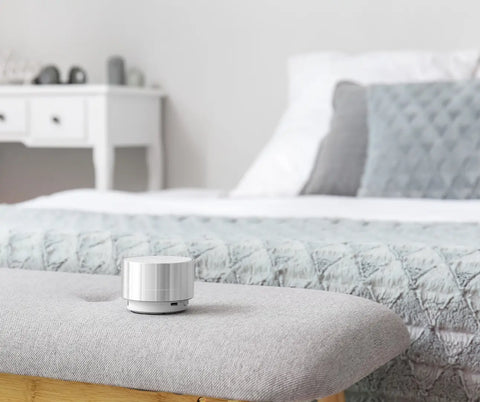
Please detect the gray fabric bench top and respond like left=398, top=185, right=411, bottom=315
left=0, top=269, right=409, bottom=401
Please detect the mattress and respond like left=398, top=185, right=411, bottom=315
left=18, top=188, right=480, bottom=222
left=8, top=189, right=480, bottom=401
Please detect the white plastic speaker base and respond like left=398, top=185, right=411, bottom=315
left=127, top=300, right=189, bottom=314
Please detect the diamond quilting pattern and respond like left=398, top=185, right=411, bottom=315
left=360, top=81, right=480, bottom=199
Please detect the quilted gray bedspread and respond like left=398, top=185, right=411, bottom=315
left=1, top=206, right=480, bottom=402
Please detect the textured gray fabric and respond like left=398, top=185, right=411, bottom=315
left=0, top=268, right=409, bottom=402
left=303, top=81, right=368, bottom=196
left=359, top=80, right=480, bottom=199
left=1, top=207, right=480, bottom=401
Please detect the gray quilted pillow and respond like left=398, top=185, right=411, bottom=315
left=358, top=80, right=480, bottom=199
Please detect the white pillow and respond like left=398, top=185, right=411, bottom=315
left=231, top=50, right=480, bottom=197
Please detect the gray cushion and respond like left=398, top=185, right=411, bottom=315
left=0, top=269, right=409, bottom=401
left=302, top=81, right=368, bottom=196
left=359, top=80, right=480, bottom=198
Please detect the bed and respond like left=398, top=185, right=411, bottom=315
left=5, top=50, right=480, bottom=402
left=1, top=188, right=478, bottom=401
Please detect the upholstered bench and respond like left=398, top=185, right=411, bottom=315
left=0, top=269, right=409, bottom=401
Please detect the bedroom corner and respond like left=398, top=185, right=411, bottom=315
left=0, top=1, right=479, bottom=401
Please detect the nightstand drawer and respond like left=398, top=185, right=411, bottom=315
left=30, top=97, right=86, bottom=141
left=0, top=98, right=26, bottom=134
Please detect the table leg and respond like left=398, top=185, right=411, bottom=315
left=147, top=134, right=162, bottom=191
left=93, top=144, right=114, bottom=191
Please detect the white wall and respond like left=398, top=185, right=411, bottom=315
left=0, top=0, right=479, bottom=201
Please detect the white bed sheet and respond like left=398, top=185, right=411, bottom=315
left=16, top=188, right=480, bottom=223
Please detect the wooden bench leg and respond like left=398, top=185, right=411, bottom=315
left=318, top=392, right=346, bottom=402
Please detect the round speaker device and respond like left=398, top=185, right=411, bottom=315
left=122, top=256, right=194, bottom=314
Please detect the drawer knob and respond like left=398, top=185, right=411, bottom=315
left=51, top=115, right=61, bottom=124
left=0, top=113, right=5, bottom=122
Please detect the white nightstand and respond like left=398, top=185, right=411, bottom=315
left=0, top=85, right=165, bottom=191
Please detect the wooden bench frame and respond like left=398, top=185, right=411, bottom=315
left=0, top=372, right=345, bottom=402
